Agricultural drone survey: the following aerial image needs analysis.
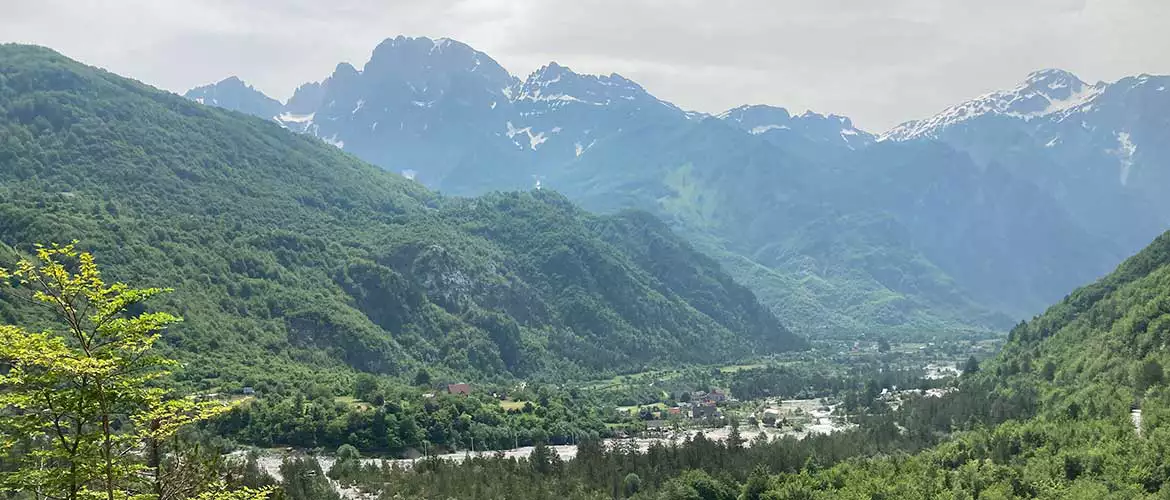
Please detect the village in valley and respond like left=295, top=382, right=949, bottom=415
left=223, top=331, right=998, bottom=495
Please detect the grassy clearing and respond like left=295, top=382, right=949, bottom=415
left=718, top=363, right=766, bottom=373
left=499, top=400, right=530, bottom=411
left=334, top=396, right=373, bottom=411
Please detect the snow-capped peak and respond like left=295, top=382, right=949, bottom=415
left=880, top=68, right=1106, bottom=141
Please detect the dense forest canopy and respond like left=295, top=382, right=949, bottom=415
left=0, top=44, right=802, bottom=397
left=304, top=225, right=1170, bottom=498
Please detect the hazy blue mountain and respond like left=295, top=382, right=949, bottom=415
left=185, top=37, right=1158, bottom=337
left=557, top=115, right=1111, bottom=330
left=272, top=36, right=526, bottom=192
left=882, top=69, right=1170, bottom=254
left=719, top=104, right=874, bottom=151
left=183, top=76, right=283, bottom=120
left=0, top=44, right=803, bottom=387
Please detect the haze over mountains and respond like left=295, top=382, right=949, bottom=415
left=0, top=44, right=803, bottom=390
left=185, top=35, right=1170, bottom=337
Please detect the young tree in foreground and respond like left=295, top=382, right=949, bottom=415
left=0, top=243, right=254, bottom=499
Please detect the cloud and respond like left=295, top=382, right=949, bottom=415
left=2, top=0, right=1167, bottom=130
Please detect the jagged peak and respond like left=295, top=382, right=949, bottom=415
left=186, top=75, right=273, bottom=99
left=522, top=62, right=644, bottom=91
left=525, top=61, right=576, bottom=84
left=188, top=76, right=258, bottom=94
left=183, top=74, right=282, bottom=119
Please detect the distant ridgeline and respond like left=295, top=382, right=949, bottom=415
left=0, top=44, right=803, bottom=393
left=186, top=36, right=1170, bottom=338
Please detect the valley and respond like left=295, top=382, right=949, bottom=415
left=0, top=12, right=1169, bottom=499
left=185, top=36, right=1170, bottom=341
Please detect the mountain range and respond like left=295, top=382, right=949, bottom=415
left=185, top=36, right=1170, bottom=337
left=0, top=44, right=803, bottom=392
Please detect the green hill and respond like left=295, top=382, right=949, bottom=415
left=0, top=44, right=803, bottom=394
left=989, top=229, right=1170, bottom=418
left=767, top=227, right=1170, bottom=498
left=763, top=228, right=1170, bottom=497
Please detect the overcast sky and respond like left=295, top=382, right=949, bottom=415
left=4, top=0, right=1168, bottom=131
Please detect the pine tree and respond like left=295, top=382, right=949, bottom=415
left=727, top=417, right=744, bottom=450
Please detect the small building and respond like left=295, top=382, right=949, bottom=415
left=447, top=383, right=471, bottom=396
left=242, top=387, right=255, bottom=396
left=762, top=408, right=782, bottom=426
left=667, top=407, right=683, bottom=417
left=704, top=390, right=728, bottom=403
left=692, top=403, right=718, bottom=419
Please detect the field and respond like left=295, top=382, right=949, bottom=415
left=499, top=399, right=531, bottom=411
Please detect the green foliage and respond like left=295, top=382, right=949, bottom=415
left=566, top=128, right=1031, bottom=338
left=0, top=244, right=243, bottom=499
left=297, top=226, right=1170, bottom=499
left=277, top=457, right=339, bottom=500
left=193, top=485, right=273, bottom=500
left=962, top=355, right=980, bottom=375
left=0, top=45, right=802, bottom=397
left=623, top=472, right=642, bottom=496
left=991, top=229, right=1170, bottom=419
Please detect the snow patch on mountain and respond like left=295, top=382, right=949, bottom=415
left=431, top=38, right=452, bottom=53
left=506, top=121, right=548, bottom=150
left=1113, top=132, right=1137, bottom=186
left=574, top=140, right=596, bottom=157
left=275, top=112, right=316, bottom=134
left=750, top=124, right=790, bottom=134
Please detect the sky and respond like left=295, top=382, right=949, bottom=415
left=4, top=0, right=1169, bottom=131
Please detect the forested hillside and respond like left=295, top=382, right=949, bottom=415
left=320, top=229, right=1170, bottom=499
left=991, top=229, right=1170, bottom=419
left=187, top=37, right=1159, bottom=338
left=0, top=44, right=802, bottom=394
